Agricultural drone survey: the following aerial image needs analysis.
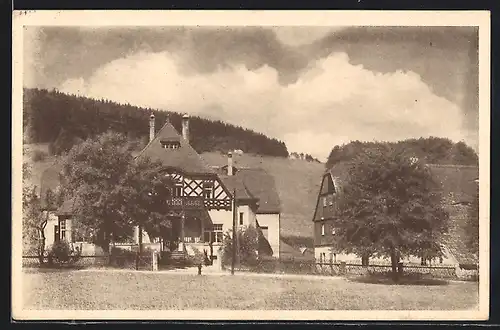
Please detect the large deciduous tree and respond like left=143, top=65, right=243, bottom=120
left=334, top=146, right=449, bottom=281
left=61, top=131, right=175, bottom=250
left=22, top=161, right=63, bottom=263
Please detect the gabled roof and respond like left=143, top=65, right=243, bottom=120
left=56, top=197, right=78, bottom=216
left=39, top=164, right=63, bottom=209
left=135, top=121, right=214, bottom=175
left=426, top=164, right=478, bottom=204
left=219, top=174, right=256, bottom=201
left=219, top=168, right=281, bottom=214
left=279, top=240, right=315, bottom=260
left=426, top=164, right=479, bottom=265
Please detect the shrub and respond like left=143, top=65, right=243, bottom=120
left=222, top=225, right=259, bottom=268
left=32, top=150, right=47, bottom=162
left=47, top=240, right=81, bottom=266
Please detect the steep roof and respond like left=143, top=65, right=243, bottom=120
left=426, top=164, right=478, bottom=204
left=135, top=121, right=214, bottom=175
left=39, top=164, right=63, bottom=209
left=279, top=240, right=315, bottom=260
left=426, top=164, right=479, bottom=266
left=219, top=168, right=281, bottom=213
left=56, top=198, right=78, bottom=216
left=219, top=174, right=255, bottom=201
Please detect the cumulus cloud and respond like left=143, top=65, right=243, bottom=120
left=59, top=51, right=468, bottom=161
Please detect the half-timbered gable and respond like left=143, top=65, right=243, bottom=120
left=50, top=113, right=282, bottom=265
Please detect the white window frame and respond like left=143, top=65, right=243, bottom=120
left=204, top=223, right=223, bottom=243
left=203, top=181, right=214, bottom=199
left=321, top=223, right=325, bottom=236
left=60, top=219, right=66, bottom=241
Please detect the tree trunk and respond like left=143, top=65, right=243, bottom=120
left=38, top=213, right=49, bottom=265
left=361, top=254, right=369, bottom=267
left=390, top=248, right=399, bottom=282
left=38, top=229, right=46, bottom=265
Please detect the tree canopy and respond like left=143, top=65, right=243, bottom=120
left=60, top=131, right=176, bottom=249
left=326, top=137, right=478, bottom=170
left=334, top=146, right=449, bottom=278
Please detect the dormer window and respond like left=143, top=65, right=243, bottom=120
left=160, top=139, right=181, bottom=150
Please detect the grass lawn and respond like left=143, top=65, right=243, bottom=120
left=22, top=269, right=479, bottom=310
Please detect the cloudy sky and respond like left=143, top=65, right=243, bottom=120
left=23, top=26, right=479, bottom=161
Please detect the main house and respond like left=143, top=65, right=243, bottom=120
left=41, top=114, right=281, bottom=262
left=312, top=161, right=479, bottom=267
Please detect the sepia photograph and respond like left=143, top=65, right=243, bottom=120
left=12, top=10, right=490, bottom=321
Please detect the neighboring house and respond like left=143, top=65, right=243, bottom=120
left=44, top=114, right=280, bottom=262
left=312, top=162, right=479, bottom=267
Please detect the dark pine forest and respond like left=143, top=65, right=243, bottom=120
left=23, top=88, right=289, bottom=157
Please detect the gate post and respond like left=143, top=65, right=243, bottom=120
left=152, top=250, right=158, bottom=271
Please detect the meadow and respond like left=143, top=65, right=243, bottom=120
left=22, top=269, right=479, bottom=310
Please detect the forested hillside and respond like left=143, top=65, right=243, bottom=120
left=23, top=88, right=289, bottom=157
left=326, top=137, right=478, bottom=169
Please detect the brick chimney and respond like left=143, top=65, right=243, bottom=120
left=181, top=114, right=190, bottom=142
left=149, top=113, right=155, bottom=142
left=227, top=151, right=233, bottom=176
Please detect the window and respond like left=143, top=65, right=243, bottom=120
left=239, top=212, right=244, bottom=225
left=203, top=181, right=213, bottom=199
left=174, top=184, right=183, bottom=197
left=161, top=141, right=180, bottom=149
left=323, top=197, right=327, bottom=207
left=204, top=224, right=223, bottom=243
left=321, top=223, right=325, bottom=236
left=331, top=227, right=336, bottom=235
left=60, top=220, right=66, bottom=240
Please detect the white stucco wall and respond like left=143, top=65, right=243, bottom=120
left=255, top=213, right=280, bottom=257
left=208, top=208, right=233, bottom=234
left=236, top=205, right=257, bottom=228
left=208, top=204, right=256, bottom=235
left=43, top=213, right=72, bottom=250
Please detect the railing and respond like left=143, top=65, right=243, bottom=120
left=165, top=197, right=204, bottom=209
left=244, top=258, right=478, bottom=281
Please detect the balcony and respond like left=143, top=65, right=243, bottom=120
left=165, top=197, right=204, bottom=210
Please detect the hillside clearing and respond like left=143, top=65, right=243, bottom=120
left=202, top=151, right=324, bottom=238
